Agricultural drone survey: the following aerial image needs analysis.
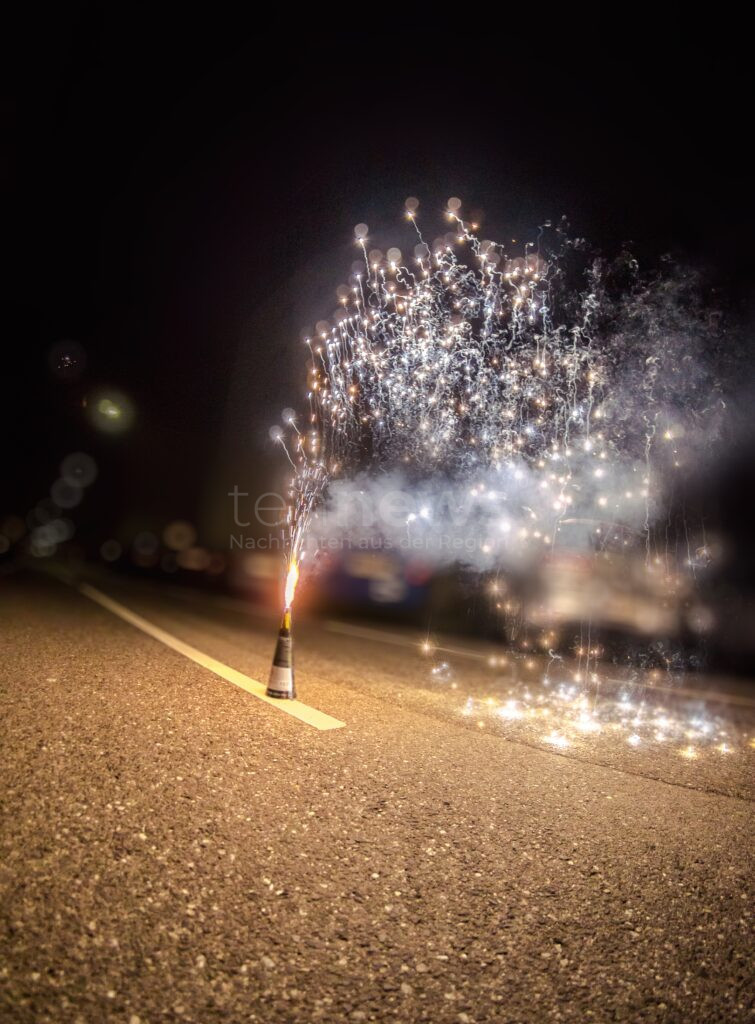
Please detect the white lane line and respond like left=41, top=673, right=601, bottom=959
left=323, top=620, right=755, bottom=709
left=324, top=619, right=491, bottom=661
left=79, top=583, right=346, bottom=732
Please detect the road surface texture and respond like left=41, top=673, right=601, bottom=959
left=1, top=571, right=753, bottom=1023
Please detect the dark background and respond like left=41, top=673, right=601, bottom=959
left=2, top=14, right=754, bottom=647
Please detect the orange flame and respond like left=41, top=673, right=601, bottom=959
left=284, top=560, right=299, bottom=609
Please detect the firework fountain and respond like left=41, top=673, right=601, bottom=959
left=267, top=197, right=749, bottom=770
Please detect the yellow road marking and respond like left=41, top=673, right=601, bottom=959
left=79, top=583, right=346, bottom=731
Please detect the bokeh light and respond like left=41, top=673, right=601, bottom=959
left=88, top=391, right=134, bottom=433
left=100, top=539, right=122, bottom=562
left=162, top=520, right=197, bottom=552
left=47, top=340, right=86, bottom=380
left=60, top=452, right=97, bottom=488
left=50, top=479, right=83, bottom=509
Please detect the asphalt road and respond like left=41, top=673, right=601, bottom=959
left=1, top=572, right=753, bottom=1023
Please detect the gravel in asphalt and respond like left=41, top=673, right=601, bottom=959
left=1, top=574, right=753, bottom=1023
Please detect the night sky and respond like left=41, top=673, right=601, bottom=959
left=4, top=16, right=754, bottom=554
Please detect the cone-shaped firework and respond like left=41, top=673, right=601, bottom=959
left=267, top=561, right=299, bottom=699
left=266, top=607, right=296, bottom=699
